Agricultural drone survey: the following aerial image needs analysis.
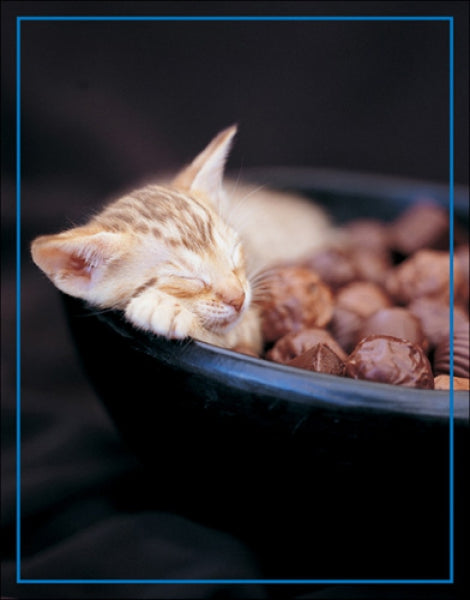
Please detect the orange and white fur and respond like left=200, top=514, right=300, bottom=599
left=31, top=126, right=333, bottom=354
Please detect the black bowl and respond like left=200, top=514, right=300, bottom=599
left=63, top=168, right=469, bottom=581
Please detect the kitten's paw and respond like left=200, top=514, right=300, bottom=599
left=125, top=294, right=198, bottom=340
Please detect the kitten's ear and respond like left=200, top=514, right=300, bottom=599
left=31, top=226, right=124, bottom=299
left=172, top=125, right=237, bottom=201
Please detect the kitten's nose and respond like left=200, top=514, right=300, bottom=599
left=226, top=291, right=245, bottom=312
left=218, top=285, right=245, bottom=312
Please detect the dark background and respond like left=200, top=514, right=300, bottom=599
left=1, top=1, right=469, bottom=598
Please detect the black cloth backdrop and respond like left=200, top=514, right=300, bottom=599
left=1, top=2, right=469, bottom=599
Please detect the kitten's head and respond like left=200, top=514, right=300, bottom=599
left=31, top=125, right=251, bottom=334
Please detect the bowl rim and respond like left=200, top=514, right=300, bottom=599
left=105, top=317, right=468, bottom=423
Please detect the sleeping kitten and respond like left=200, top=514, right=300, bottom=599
left=31, top=126, right=333, bottom=354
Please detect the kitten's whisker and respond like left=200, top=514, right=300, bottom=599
left=234, top=183, right=268, bottom=211
left=223, top=182, right=268, bottom=226
left=249, top=265, right=281, bottom=286
left=77, top=306, right=119, bottom=318
left=247, top=262, right=275, bottom=278
left=250, top=282, right=276, bottom=297
left=179, top=337, right=195, bottom=351
left=251, top=281, right=276, bottom=292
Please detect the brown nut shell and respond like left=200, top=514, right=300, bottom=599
left=328, top=282, right=392, bottom=353
left=335, top=281, right=392, bottom=318
left=433, top=324, right=470, bottom=378
left=350, top=248, right=392, bottom=286
left=345, top=335, right=434, bottom=389
left=387, top=202, right=449, bottom=255
left=343, top=218, right=391, bottom=253
left=329, top=307, right=363, bottom=354
left=454, top=244, right=469, bottom=306
left=267, top=327, right=348, bottom=363
left=303, top=247, right=357, bottom=290
left=259, top=266, right=334, bottom=343
left=385, top=250, right=464, bottom=305
left=408, top=298, right=469, bottom=349
left=287, top=343, right=345, bottom=376
left=358, top=307, right=429, bottom=353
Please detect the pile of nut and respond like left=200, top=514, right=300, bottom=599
left=246, top=202, right=469, bottom=390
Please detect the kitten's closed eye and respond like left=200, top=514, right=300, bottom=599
left=160, top=275, right=208, bottom=296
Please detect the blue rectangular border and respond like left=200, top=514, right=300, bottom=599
left=16, top=14, right=455, bottom=586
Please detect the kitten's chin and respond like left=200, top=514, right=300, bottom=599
left=196, top=305, right=262, bottom=355
left=205, top=317, right=241, bottom=334
left=201, top=309, right=245, bottom=334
